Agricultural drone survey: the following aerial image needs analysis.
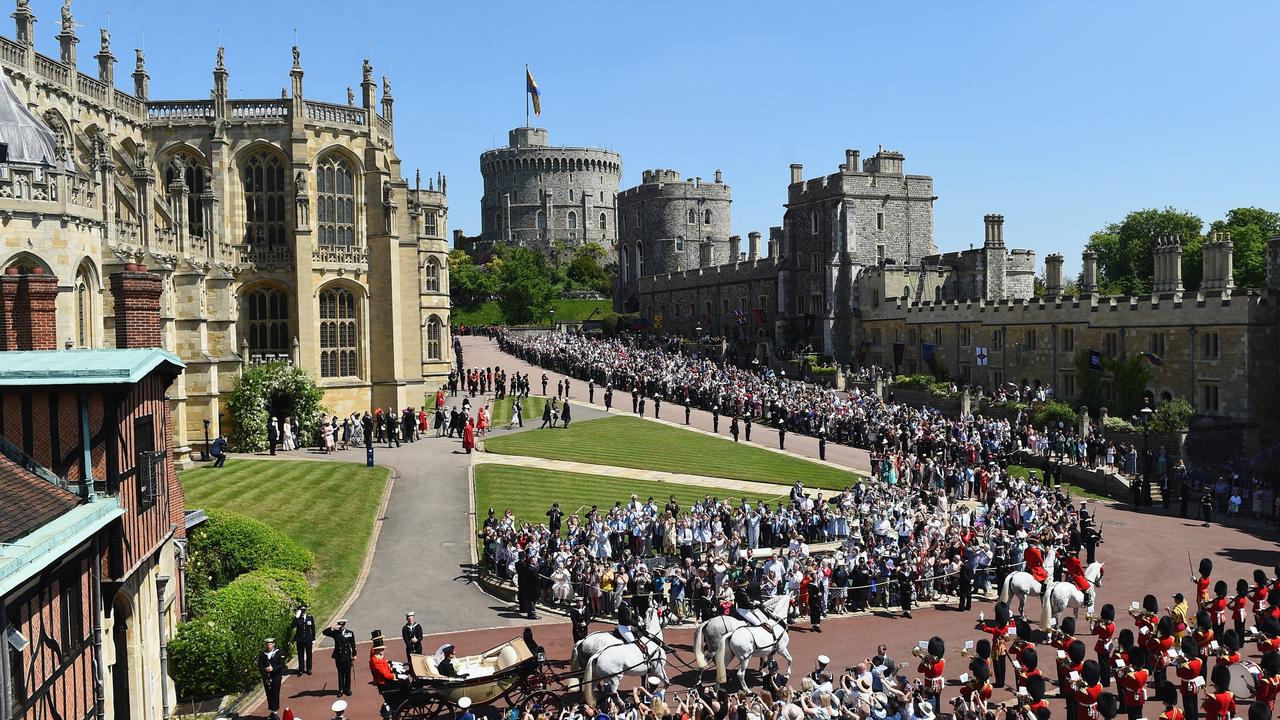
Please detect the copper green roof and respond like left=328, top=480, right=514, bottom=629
left=0, top=348, right=184, bottom=386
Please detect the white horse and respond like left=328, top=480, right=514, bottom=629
left=581, top=638, right=668, bottom=705
left=1040, top=561, right=1105, bottom=629
left=715, top=593, right=794, bottom=689
left=569, top=606, right=663, bottom=670
left=999, top=546, right=1057, bottom=616
left=692, top=593, right=792, bottom=669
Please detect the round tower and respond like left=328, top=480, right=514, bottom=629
left=477, top=127, right=622, bottom=260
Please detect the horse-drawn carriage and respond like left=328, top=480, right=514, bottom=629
left=378, top=630, right=570, bottom=719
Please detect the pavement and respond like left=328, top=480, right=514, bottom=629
left=238, top=335, right=1280, bottom=719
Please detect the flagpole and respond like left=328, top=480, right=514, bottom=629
left=525, top=64, right=530, bottom=128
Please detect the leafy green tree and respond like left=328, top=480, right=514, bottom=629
left=1107, top=353, right=1152, bottom=419
left=448, top=249, right=496, bottom=307
left=496, top=247, right=555, bottom=324
left=1208, top=207, right=1280, bottom=289
left=226, top=363, right=326, bottom=451
left=1086, top=208, right=1204, bottom=294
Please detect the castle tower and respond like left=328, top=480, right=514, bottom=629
left=613, top=168, right=732, bottom=311
left=478, top=127, right=622, bottom=263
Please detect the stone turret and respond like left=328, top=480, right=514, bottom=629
left=1201, top=231, right=1235, bottom=293
left=1152, top=234, right=1184, bottom=295
left=1044, top=253, right=1064, bottom=299
left=983, top=214, right=1005, bottom=248
left=748, top=231, right=761, bottom=261
left=790, top=163, right=803, bottom=185
left=1081, top=250, right=1098, bottom=296
left=730, top=235, right=741, bottom=261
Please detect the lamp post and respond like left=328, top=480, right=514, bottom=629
left=1139, top=400, right=1154, bottom=505
left=549, top=307, right=556, bottom=332
left=201, top=419, right=211, bottom=461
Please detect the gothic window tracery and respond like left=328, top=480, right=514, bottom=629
left=245, top=287, right=290, bottom=361
left=244, top=151, right=286, bottom=245
left=319, top=287, right=358, bottom=378
left=426, top=315, right=443, bottom=360
left=165, top=153, right=207, bottom=237
left=316, top=155, right=356, bottom=248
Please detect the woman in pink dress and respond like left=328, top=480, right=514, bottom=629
left=477, top=406, right=489, bottom=437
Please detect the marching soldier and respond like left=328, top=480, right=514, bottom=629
left=402, top=611, right=423, bottom=658
left=322, top=619, right=357, bottom=697
left=291, top=604, right=316, bottom=675
left=1193, top=558, right=1213, bottom=604
left=258, top=638, right=287, bottom=720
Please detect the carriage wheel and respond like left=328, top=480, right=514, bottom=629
left=526, top=691, right=561, bottom=716
left=395, top=696, right=445, bottom=720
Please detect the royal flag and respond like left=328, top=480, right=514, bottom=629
left=526, top=67, right=541, bottom=116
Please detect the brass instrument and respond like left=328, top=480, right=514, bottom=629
left=911, top=647, right=939, bottom=664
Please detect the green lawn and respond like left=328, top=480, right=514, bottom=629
left=474, top=465, right=784, bottom=531
left=489, top=396, right=549, bottom=427
left=181, top=459, right=390, bottom=620
left=453, top=298, right=612, bottom=327
left=483, top=415, right=864, bottom=489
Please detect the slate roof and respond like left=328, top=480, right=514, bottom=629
left=0, top=452, right=82, bottom=545
left=0, top=348, right=184, bottom=386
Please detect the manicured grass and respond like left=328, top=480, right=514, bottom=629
left=181, top=459, right=390, bottom=621
left=489, top=396, right=549, bottom=427
left=453, top=298, right=612, bottom=327
left=474, top=465, right=783, bottom=532
left=483, top=415, right=864, bottom=489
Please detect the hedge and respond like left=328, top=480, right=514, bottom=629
left=169, top=569, right=313, bottom=698
left=1102, top=415, right=1137, bottom=433
left=1032, top=400, right=1078, bottom=429
left=188, top=509, right=314, bottom=590
left=1150, top=397, right=1194, bottom=433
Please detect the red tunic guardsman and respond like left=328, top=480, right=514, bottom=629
left=1257, top=617, right=1280, bottom=655
left=1024, top=539, right=1049, bottom=584
left=1063, top=554, right=1092, bottom=592
left=1252, top=569, right=1271, bottom=617
left=1205, top=581, right=1229, bottom=633
left=1255, top=652, right=1280, bottom=716
left=1194, top=558, right=1213, bottom=605
left=1071, top=659, right=1103, bottom=720
left=1090, top=604, right=1116, bottom=686
left=1022, top=675, right=1050, bottom=718
left=1200, top=665, right=1235, bottom=720
left=1013, top=646, right=1041, bottom=691
left=1146, top=617, right=1176, bottom=680
left=915, top=636, right=947, bottom=699
left=1157, top=685, right=1186, bottom=720
left=1117, top=646, right=1150, bottom=718
left=1174, top=637, right=1205, bottom=720
left=959, top=659, right=993, bottom=705
left=1212, top=630, right=1240, bottom=667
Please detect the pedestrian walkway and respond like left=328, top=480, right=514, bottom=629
left=474, top=452, right=797, bottom=498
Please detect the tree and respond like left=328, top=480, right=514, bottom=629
left=1086, top=208, right=1204, bottom=294
left=495, top=246, right=555, bottom=324
left=226, top=363, right=327, bottom=451
left=448, top=249, right=495, bottom=307
left=1208, top=207, right=1280, bottom=289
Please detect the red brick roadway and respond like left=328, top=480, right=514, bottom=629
left=249, top=337, right=1280, bottom=719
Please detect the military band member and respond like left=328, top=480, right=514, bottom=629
left=1117, top=646, right=1149, bottom=720
left=1230, top=579, right=1250, bottom=640
left=1091, top=604, right=1117, bottom=687
left=1174, top=637, right=1204, bottom=720
left=258, top=638, right=287, bottom=720
left=1205, top=580, right=1229, bottom=639
left=1200, top=665, right=1235, bottom=720
left=322, top=619, right=357, bottom=696
left=1193, top=559, right=1213, bottom=605
left=914, top=636, right=946, bottom=716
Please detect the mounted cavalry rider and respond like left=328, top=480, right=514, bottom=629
left=1062, top=553, right=1095, bottom=609
left=733, top=576, right=775, bottom=633
left=1024, top=535, right=1049, bottom=585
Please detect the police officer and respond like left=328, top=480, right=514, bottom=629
left=258, top=638, right=287, bottom=720
left=322, top=619, right=357, bottom=696
left=402, top=611, right=423, bottom=658
left=653, top=394, right=661, bottom=418
left=291, top=604, right=316, bottom=675
left=818, top=433, right=827, bottom=461
left=712, top=406, right=720, bottom=433
left=684, top=398, right=692, bottom=425
left=604, top=385, right=613, bottom=412
left=744, top=415, right=752, bottom=441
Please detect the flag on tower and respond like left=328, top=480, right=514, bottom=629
left=526, top=67, right=541, bottom=116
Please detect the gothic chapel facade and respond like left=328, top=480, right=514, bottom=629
left=0, top=1, right=453, bottom=460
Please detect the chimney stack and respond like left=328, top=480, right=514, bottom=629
left=1200, top=231, right=1235, bottom=294
left=1152, top=234, right=1184, bottom=295
left=844, top=148, right=856, bottom=171
left=109, top=265, right=164, bottom=349
left=0, top=267, right=60, bottom=351
left=729, top=235, right=741, bottom=261
left=983, top=214, right=1005, bottom=248
left=1081, top=250, right=1098, bottom=296
left=748, top=231, right=761, bottom=261
left=714, top=169, right=722, bottom=183
left=1044, top=254, right=1064, bottom=299
left=789, top=163, right=803, bottom=185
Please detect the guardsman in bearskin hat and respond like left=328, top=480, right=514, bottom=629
left=914, top=636, right=946, bottom=716
left=1096, top=691, right=1120, bottom=720
left=959, top=659, right=993, bottom=706
left=1205, top=580, right=1229, bottom=639
left=1255, top=651, right=1280, bottom=717
left=1157, top=684, right=1185, bottom=720
left=1230, top=579, right=1250, bottom=640
left=1118, top=646, right=1150, bottom=719
left=1193, top=559, right=1213, bottom=605
left=978, top=601, right=1013, bottom=687
left=1252, top=570, right=1272, bottom=623
left=1071, top=659, right=1103, bottom=720
left=1174, top=636, right=1204, bottom=720
left=1214, top=630, right=1240, bottom=668
left=1192, top=611, right=1215, bottom=682
left=1061, top=638, right=1087, bottom=704
left=1092, top=604, right=1117, bottom=687
left=1257, top=616, right=1280, bottom=655
left=1023, top=674, right=1050, bottom=717
left=1132, top=594, right=1160, bottom=637
left=1200, top=665, right=1236, bottom=720
left=1147, top=617, right=1176, bottom=690
left=1015, top=645, right=1041, bottom=692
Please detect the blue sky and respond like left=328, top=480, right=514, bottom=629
left=45, top=0, right=1280, bottom=275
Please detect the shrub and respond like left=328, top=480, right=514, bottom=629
left=226, top=363, right=326, bottom=452
left=893, top=374, right=936, bottom=391
left=1103, top=415, right=1137, bottom=433
left=1033, top=400, right=1078, bottom=429
left=1150, top=397, right=1195, bottom=433
left=188, top=509, right=314, bottom=591
left=169, top=569, right=313, bottom=698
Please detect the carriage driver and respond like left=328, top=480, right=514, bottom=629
left=615, top=597, right=645, bottom=650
